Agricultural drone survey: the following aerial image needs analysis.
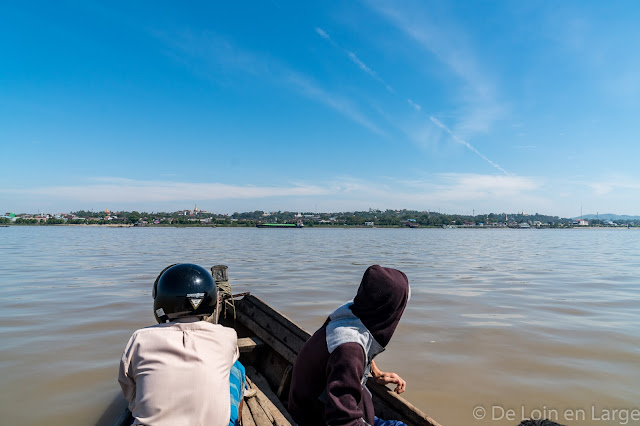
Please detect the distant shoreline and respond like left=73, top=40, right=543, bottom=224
left=2, top=224, right=634, bottom=229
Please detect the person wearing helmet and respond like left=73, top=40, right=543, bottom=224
left=118, top=263, right=244, bottom=426
left=288, top=265, right=411, bottom=426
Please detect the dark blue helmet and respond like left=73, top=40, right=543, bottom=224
left=152, top=264, right=217, bottom=323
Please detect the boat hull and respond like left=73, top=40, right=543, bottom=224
left=115, top=294, right=440, bottom=425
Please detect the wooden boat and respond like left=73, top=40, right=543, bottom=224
left=115, top=294, right=441, bottom=426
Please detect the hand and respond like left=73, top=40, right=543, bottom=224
left=372, top=371, right=406, bottom=394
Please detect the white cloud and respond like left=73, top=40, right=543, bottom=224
left=5, top=178, right=332, bottom=203
left=589, top=179, right=640, bottom=196
left=366, top=1, right=506, bottom=137
left=347, top=52, right=374, bottom=76
left=0, top=173, right=545, bottom=214
left=315, top=27, right=330, bottom=40
left=590, top=183, right=613, bottom=196
left=315, top=26, right=395, bottom=93
left=152, top=30, right=383, bottom=136
left=407, top=99, right=421, bottom=111
left=346, top=51, right=395, bottom=93
left=286, top=72, right=386, bottom=136
left=403, top=118, right=446, bottom=150
left=319, top=173, right=544, bottom=214
left=151, top=29, right=269, bottom=78
left=430, top=116, right=509, bottom=175
left=435, top=173, right=540, bottom=199
left=0, top=173, right=541, bottom=209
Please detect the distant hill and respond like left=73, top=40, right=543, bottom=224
left=577, top=213, right=640, bottom=221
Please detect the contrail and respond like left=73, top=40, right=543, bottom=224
left=430, top=116, right=509, bottom=175
left=315, top=25, right=508, bottom=172
left=315, top=27, right=394, bottom=93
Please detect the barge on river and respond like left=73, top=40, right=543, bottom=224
left=256, top=221, right=304, bottom=229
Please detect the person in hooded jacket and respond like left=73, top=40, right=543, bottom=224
left=288, top=265, right=411, bottom=426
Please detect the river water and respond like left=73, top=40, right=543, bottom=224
left=0, top=227, right=638, bottom=426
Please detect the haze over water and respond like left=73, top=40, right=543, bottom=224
left=0, top=227, right=638, bottom=426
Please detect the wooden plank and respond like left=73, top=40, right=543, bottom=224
left=367, top=378, right=442, bottom=426
left=235, top=298, right=308, bottom=356
left=226, top=296, right=308, bottom=368
left=246, top=394, right=273, bottom=426
left=238, top=336, right=265, bottom=353
left=242, top=295, right=312, bottom=341
left=242, top=402, right=256, bottom=426
left=233, top=305, right=299, bottom=364
left=248, top=378, right=276, bottom=424
left=254, top=347, right=292, bottom=395
left=246, top=367, right=296, bottom=426
left=239, top=297, right=310, bottom=345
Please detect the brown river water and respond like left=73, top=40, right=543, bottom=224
left=0, top=227, right=638, bottom=426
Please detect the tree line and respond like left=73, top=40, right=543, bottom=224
left=4, top=209, right=637, bottom=227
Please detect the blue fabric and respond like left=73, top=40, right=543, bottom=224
left=374, top=416, right=407, bottom=426
left=229, top=360, right=246, bottom=426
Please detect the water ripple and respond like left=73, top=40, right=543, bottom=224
left=0, top=227, right=638, bottom=425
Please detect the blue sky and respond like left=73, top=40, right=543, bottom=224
left=2, top=1, right=640, bottom=217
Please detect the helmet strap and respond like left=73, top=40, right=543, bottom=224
left=155, top=307, right=169, bottom=323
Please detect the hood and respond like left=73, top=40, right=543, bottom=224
left=350, top=265, right=410, bottom=348
left=326, top=302, right=385, bottom=363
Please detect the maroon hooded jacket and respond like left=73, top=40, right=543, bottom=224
left=288, top=265, right=410, bottom=426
